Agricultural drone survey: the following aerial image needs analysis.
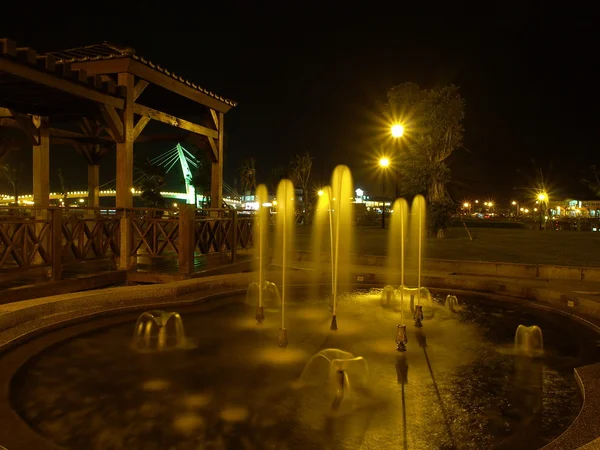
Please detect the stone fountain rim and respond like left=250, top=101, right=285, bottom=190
left=0, top=270, right=598, bottom=450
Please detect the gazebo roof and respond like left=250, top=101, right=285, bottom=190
left=47, top=42, right=237, bottom=107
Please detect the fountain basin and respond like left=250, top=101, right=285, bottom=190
left=1, top=281, right=599, bottom=450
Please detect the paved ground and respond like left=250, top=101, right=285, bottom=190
left=294, top=226, right=600, bottom=267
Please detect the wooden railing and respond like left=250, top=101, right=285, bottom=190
left=0, top=207, right=61, bottom=279
left=1, top=206, right=254, bottom=281
left=61, top=208, right=120, bottom=261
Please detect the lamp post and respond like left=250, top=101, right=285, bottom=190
left=391, top=124, right=404, bottom=199
left=537, top=192, right=548, bottom=230
left=379, top=157, right=390, bottom=229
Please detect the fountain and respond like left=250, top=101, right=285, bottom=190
left=275, top=179, right=295, bottom=347
left=514, top=325, right=544, bottom=353
left=296, top=348, right=369, bottom=411
left=445, top=295, right=459, bottom=312
left=381, top=285, right=396, bottom=308
left=247, top=184, right=270, bottom=323
left=387, top=196, right=428, bottom=349
left=311, top=165, right=354, bottom=331
left=132, top=310, right=186, bottom=351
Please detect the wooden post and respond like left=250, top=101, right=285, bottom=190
left=210, top=112, right=224, bottom=209
left=31, top=116, right=50, bottom=268
left=32, top=116, right=49, bottom=207
left=231, top=209, right=238, bottom=263
left=88, top=164, right=100, bottom=208
left=116, top=73, right=134, bottom=270
left=51, top=207, right=63, bottom=281
left=178, top=204, right=196, bottom=274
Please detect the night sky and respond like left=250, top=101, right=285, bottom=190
left=2, top=17, right=598, bottom=204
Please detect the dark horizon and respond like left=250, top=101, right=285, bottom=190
left=1, top=20, right=598, bottom=205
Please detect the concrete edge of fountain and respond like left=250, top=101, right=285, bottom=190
left=0, top=267, right=599, bottom=449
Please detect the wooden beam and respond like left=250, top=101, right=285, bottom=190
left=128, top=59, right=233, bottom=113
left=133, top=79, right=149, bottom=101
left=99, top=105, right=124, bottom=143
left=210, top=109, right=219, bottom=130
left=133, top=103, right=218, bottom=139
left=133, top=116, right=151, bottom=141
left=210, top=111, right=225, bottom=208
left=0, top=57, right=124, bottom=109
left=70, top=58, right=130, bottom=76
left=8, top=110, right=40, bottom=145
left=207, top=137, right=218, bottom=162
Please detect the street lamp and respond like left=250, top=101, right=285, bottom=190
left=379, top=157, right=391, bottom=229
left=391, top=124, right=405, bottom=138
left=390, top=124, right=405, bottom=199
left=537, top=192, right=548, bottom=230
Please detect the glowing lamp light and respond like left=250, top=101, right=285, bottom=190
left=537, top=192, right=548, bottom=202
left=512, top=201, right=517, bottom=205
left=391, top=124, right=405, bottom=138
left=355, top=188, right=364, bottom=197
left=379, top=157, right=390, bottom=168
left=318, top=190, right=324, bottom=197
left=463, top=202, right=470, bottom=208
left=130, top=187, right=135, bottom=193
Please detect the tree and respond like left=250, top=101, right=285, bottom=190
left=387, top=82, right=465, bottom=238
left=239, top=158, right=257, bottom=194
left=268, top=165, right=287, bottom=195
left=290, top=151, right=312, bottom=206
left=0, top=163, right=19, bottom=205
left=135, top=158, right=166, bottom=209
left=582, top=165, right=600, bottom=197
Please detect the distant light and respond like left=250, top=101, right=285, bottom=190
left=318, top=190, right=324, bottom=197
left=79, top=199, right=84, bottom=203
left=273, top=200, right=278, bottom=206
left=475, top=200, right=479, bottom=203
left=379, top=157, right=390, bottom=168
left=512, top=200, right=517, bottom=205
left=355, top=188, right=364, bottom=197
left=488, top=202, right=493, bottom=207
left=463, top=202, right=470, bottom=208
left=262, top=202, right=272, bottom=207
left=391, top=124, right=404, bottom=138
left=131, top=187, right=135, bottom=193
left=173, top=203, right=178, bottom=207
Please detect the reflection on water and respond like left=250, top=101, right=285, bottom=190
left=11, top=289, right=589, bottom=450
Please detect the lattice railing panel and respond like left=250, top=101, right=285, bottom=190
left=61, top=212, right=120, bottom=261
left=0, top=213, right=52, bottom=270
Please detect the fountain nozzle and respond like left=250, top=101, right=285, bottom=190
left=278, top=328, right=288, bottom=347
left=413, top=304, right=424, bottom=327
left=255, top=306, right=265, bottom=324
left=395, top=324, right=408, bottom=352
left=330, top=315, right=338, bottom=331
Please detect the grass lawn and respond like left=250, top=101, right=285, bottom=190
left=294, top=226, right=600, bottom=267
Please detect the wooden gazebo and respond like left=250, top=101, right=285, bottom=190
left=0, top=38, right=237, bottom=269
